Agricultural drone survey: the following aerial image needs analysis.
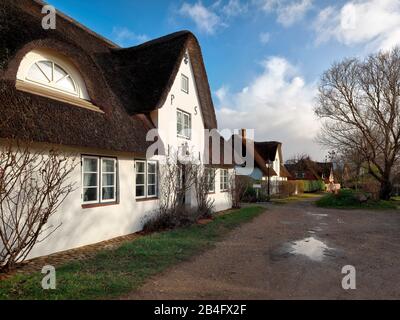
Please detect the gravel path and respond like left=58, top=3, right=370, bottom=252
left=123, top=200, right=400, bottom=300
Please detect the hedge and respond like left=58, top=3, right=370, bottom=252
left=301, top=180, right=325, bottom=193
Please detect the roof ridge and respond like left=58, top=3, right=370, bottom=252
left=118, top=30, right=194, bottom=51
left=32, top=0, right=120, bottom=48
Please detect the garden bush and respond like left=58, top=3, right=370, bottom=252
left=143, top=207, right=203, bottom=233
left=242, top=186, right=258, bottom=203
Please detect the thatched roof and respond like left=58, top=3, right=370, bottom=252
left=0, top=0, right=217, bottom=154
left=230, top=135, right=278, bottom=177
left=254, top=141, right=281, bottom=162
left=285, top=159, right=332, bottom=181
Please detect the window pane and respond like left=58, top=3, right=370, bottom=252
left=136, top=173, right=145, bottom=185
left=102, top=173, right=115, bottom=186
left=148, top=162, right=156, bottom=174
left=102, top=159, right=115, bottom=173
left=83, top=158, right=97, bottom=172
left=37, top=61, right=53, bottom=81
left=177, top=112, right=183, bottom=135
left=57, top=76, right=76, bottom=93
left=27, top=63, right=50, bottom=83
left=53, top=64, right=68, bottom=82
left=148, top=185, right=156, bottom=197
left=102, top=187, right=115, bottom=200
left=83, top=173, right=97, bottom=187
left=182, top=75, right=189, bottom=93
left=136, top=185, right=145, bottom=197
left=148, top=174, right=156, bottom=185
left=83, top=187, right=98, bottom=202
left=136, top=162, right=145, bottom=173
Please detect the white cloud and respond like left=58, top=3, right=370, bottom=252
left=216, top=56, right=323, bottom=160
left=179, top=2, right=225, bottom=34
left=178, top=1, right=249, bottom=34
left=215, top=85, right=229, bottom=102
left=112, top=27, right=149, bottom=47
left=314, top=0, right=400, bottom=51
left=258, top=0, right=314, bottom=27
left=259, top=32, right=271, bottom=44
left=222, top=0, right=248, bottom=17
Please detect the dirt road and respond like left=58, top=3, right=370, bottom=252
left=124, top=200, right=400, bottom=300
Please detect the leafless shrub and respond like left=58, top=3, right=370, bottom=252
left=157, top=151, right=197, bottom=216
left=194, top=167, right=215, bottom=218
left=0, top=140, right=76, bottom=272
left=229, top=174, right=251, bottom=208
left=143, top=151, right=215, bottom=232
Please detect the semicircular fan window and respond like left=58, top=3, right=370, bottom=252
left=26, top=60, right=78, bottom=96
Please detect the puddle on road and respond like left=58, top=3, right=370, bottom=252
left=290, top=237, right=331, bottom=261
left=270, top=237, right=336, bottom=262
left=306, top=212, right=329, bottom=218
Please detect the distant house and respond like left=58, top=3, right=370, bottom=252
left=0, top=0, right=233, bottom=259
left=285, top=158, right=333, bottom=183
left=234, top=130, right=290, bottom=193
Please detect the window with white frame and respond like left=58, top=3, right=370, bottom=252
left=17, top=51, right=90, bottom=101
left=177, top=109, right=191, bottom=139
left=135, top=160, right=158, bottom=199
left=82, top=156, right=117, bottom=204
left=181, top=74, right=189, bottom=93
left=220, top=169, right=229, bottom=191
left=206, top=168, right=215, bottom=193
left=147, top=161, right=157, bottom=197
left=27, top=60, right=78, bottom=96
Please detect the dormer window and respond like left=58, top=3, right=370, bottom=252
left=27, top=60, right=78, bottom=97
left=16, top=50, right=100, bottom=112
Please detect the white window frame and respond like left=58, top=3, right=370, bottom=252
left=147, top=161, right=158, bottom=198
left=177, top=109, right=192, bottom=139
left=82, top=156, right=118, bottom=205
left=135, top=160, right=158, bottom=199
left=101, top=157, right=117, bottom=203
left=135, top=160, right=147, bottom=199
left=181, top=74, right=189, bottom=94
left=17, top=51, right=90, bottom=100
left=220, top=169, right=229, bottom=191
left=26, top=60, right=79, bottom=97
left=82, top=156, right=100, bottom=205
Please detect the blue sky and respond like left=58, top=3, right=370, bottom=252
left=47, top=0, right=400, bottom=160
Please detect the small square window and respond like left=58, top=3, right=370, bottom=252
left=181, top=74, right=189, bottom=93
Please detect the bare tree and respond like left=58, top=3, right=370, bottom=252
left=144, top=151, right=217, bottom=231
left=229, top=174, right=251, bottom=209
left=194, top=167, right=215, bottom=217
left=0, top=140, right=76, bottom=272
left=315, top=48, right=400, bottom=200
left=157, top=151, right=198, bottom=217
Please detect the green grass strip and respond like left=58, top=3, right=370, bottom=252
left=0, top=206, right=265, bottom=300
left=316, top=189, right=399, bottom=210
